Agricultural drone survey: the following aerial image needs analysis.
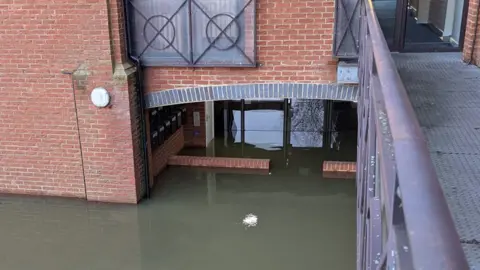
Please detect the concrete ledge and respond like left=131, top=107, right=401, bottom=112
left=168, top=156, right=270, bottom=170
left=322, top=161, right=356, bottom=179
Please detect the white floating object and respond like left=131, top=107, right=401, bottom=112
left=243, top=213, right=258, bottom=227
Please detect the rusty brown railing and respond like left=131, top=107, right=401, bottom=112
left=356, top=0, right=470, bottom=269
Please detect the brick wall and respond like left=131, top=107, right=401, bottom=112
left=463, top=0, right=480, bottom=65
left=144, top=0, right=337, bottom=93
left=1, top=0, right=338, bottom=203
left=150, top=127, right=185, bottom=187
left=0, top=0, right=142, bottom=203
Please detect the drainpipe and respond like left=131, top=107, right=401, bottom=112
left=61, top=66, right=88, bottom=200
left=241, top=99, right=245, bottom=157
left=469, top=0, right=480, bottom=65
left=123, top=1, right=151, bottom=199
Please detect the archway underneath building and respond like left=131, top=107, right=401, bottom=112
left=144, top=97, right=358, bottom=195
left=144, top=83, right=358, bottom=108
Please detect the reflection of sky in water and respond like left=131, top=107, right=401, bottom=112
left=232, top=110, right=284, bottom=150
left=232, top=110, right=284, bottom=131
left=234, top=131, right=284, bottom=150
left=230, top=101, right=327, bottom=149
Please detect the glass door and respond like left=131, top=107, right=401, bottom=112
left=402, top=0, right=466, bottom=50
left=372, top=0, right=399, bottom=49
left=373, top=0, right=467, bottom=51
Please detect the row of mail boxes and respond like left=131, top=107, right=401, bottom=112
left=149, top=106, right=187, bottom=151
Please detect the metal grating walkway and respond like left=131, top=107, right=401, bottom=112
left=394, top=53, right=480, bottom=269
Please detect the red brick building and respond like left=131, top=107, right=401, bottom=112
left=1, top=0, right=479, bottom=203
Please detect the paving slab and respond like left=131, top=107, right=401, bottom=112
left=394, top=52, right=480, bottom=269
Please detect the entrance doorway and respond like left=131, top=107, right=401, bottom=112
left=373, top=0, right=468, bottom=51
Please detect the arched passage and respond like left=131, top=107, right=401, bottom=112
left=145, top=83, right=358, bottom=108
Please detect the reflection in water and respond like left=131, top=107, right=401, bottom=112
left=187, top=99, right=357, bottom=166
left=0, top=99, right=357, bottom=270
left=291, top=99, right=325, bottom=148
left=230, top=100, right=326, bottom=149
left=218, top=99, right=355, bottom=151
left=0, top=166, right=356, bottom=270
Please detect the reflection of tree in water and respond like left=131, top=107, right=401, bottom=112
left=290, top=99, right=333, bottom=147
left=291, top=99, right=324, bottom=132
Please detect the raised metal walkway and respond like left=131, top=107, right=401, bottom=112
left=394, top=53, right=480, bottom=268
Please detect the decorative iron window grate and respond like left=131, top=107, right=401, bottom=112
left=125, top=0, right=256, bottom=67
left=333, top=0, right=360, bottom=58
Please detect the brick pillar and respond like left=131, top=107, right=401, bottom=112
left=109, top=0, right=129, bottom=64
left=463, top=0, right=480, bottom=66
left=72, top=63, right=142, bottom=204
left=71, top=0, right=144, bottom=203
left=184, top=103, right=207, bottom=147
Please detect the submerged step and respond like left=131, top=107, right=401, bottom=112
left=322, top=161, right=356, bottom=179
left=168, top=156, right=270, bottom=171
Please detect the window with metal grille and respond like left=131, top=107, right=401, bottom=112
left=126, top=0, right=256, bottom=67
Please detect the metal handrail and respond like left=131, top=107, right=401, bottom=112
left=356, top=0, right=470, bottom=268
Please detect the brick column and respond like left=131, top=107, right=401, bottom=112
left=184, top=103, right=207, bottom=147
left=109, top=0, right=129, bottom=64
left=73, top=63, right=142, bottom=203
left=463, top=0, right=480, bottom=66
left=71, top=0, right=144, bottom=203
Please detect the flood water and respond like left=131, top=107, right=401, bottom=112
left=0, top=100, right=357, bottom=270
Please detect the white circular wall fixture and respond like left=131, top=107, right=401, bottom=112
left=90, top=87, right=110, bottom=108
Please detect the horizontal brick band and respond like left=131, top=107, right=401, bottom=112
left=145, top=83, right=358, bottom=108
left=168, top=156, right=270, bottom=170
left=322, top=161, right=356, bottom=179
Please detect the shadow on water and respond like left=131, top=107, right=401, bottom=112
left=0, top=99, right=357, bottom=270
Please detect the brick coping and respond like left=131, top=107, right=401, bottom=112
left=322, top=161, right=356, bottom=179
left=168, top=155, right=270, bottom=171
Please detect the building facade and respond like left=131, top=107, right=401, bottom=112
left=1, top=0, right=480, bottom=203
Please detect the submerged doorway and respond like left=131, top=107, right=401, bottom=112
left=373, top=0, right=468, bottom=51
left=208, top=99, right=357, bottom=168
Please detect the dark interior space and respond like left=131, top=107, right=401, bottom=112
left=183, top=99, right=358, bottom=173
left=373, top=0, right=461, bottom=51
